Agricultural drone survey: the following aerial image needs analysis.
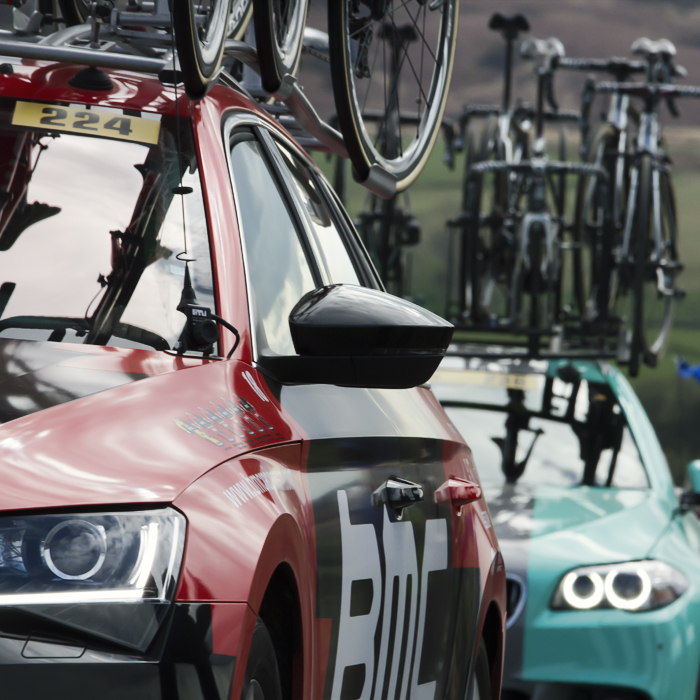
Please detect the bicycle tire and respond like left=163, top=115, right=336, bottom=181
left=632, top=155, right=677, bottom=372
left=573, top=123, right=619, bottom=318
left=328, top=0, right=460, bottom=191
left=469, top=115, right=511, bottom=322
left=173, top=0, right=233, bottom=98
left=57, top=0, right=90, bottom=26
left=253, top=0, right=308, bottom=93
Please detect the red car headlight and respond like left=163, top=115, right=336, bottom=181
left=0, top=508, right=186, bottom=650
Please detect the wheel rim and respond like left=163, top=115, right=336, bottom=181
left=335, top=0, right=458, bottom=185
left=642, top=169, right=676, bottom=359
left=272, top=0, right=306, bottom=69
left=228, top=0, right=252, bottom=38
left=194, top=0, right=230, bottom=68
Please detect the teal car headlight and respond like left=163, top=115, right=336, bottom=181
left=552, top=560, right=688, bottom=612
left=0, top=508, right=186, bottom=650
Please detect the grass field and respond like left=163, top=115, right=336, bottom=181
left=315, top=124, right=700, bottom=484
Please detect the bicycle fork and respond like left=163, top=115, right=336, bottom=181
left=510, top=210, right=560, bottom=329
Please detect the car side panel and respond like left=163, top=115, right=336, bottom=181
left=279, top=382, right=504, bottom=700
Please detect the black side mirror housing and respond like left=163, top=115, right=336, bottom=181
left=257, top=284, right=454, bottom=389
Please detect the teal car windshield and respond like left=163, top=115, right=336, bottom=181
left=439, top=368, right=649, bottom=490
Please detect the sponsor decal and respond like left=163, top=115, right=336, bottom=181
left=222, top=469, right=295, bottom=507
left=174, top=395, right=283, bottom=449
left=12, top=101, right=161, bottom=145
left=331, top=489, right=448, bottom=700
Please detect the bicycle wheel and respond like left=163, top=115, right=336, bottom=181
left=328, top=0, right=459, bottom=191
left=253, top=0, right=308, bottom=93
left=573, top=123, right=620, bottom=318
left=228, top=0, right=254, bottom=40
left=173, top=0, right=234, bottom=98
left=633, top=155, right=678, bottom=370
left=57, top=0, right=91, bottom=26
left=468, top=116, right=512, bottom=322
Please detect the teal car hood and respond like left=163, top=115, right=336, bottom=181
left=486, top=482, right=672, bottom=566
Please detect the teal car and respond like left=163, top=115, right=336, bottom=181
left=431, top=356, right=700, bottom=700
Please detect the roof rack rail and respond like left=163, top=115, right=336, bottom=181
left=0, top=36, right=166, bottom=73
left=0, top=27, right=394, bottom=197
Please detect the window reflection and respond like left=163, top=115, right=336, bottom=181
left=230, top=139, right=315, bottom=356
left=443, top=375, right=649, bottom=490
left=0, top=108, right=214, bottom=352
left=276, top=143, right=360, bottom=285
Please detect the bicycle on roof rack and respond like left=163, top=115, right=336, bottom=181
left=444, top=34, right=604, bottom=362
left=574, top=38, right=696, bottom=376
left=554, top=53, right=647, bottom=323
left=325, top=18, right=455, bottom=299
left=0, top=0, right=460, bottom=199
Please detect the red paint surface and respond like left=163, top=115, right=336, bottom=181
left=0, top=63, right=506, bottom=700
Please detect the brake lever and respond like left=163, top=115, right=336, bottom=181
left=442, top=120, right=455, bottom=169
left=666, top=95, right=680, bottom=118
left=545, top=71, right=559, bottom=113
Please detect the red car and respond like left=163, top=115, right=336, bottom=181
left=0, top=54, right=505, bottom=700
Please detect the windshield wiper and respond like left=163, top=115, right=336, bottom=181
left=0, top=316, right=169, bottom=351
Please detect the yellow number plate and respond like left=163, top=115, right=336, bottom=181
left=12, top=101, right=161, bottom=145
left=432, top=369, right=540, bottom=391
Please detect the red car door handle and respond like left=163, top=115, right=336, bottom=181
left=435, top=477, right=481, bottom=509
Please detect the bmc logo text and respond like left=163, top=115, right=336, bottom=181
left=331, top=490, right=448, bottom=700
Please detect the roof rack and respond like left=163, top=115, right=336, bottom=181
left=0, top=22, right=397, bottom=197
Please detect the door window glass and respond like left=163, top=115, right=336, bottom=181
left=230, top=137, right=315, bottom=356
left=277, top=143, right=360, bottom=285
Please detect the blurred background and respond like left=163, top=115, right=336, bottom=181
left=297, top=0, right=700, bottom=483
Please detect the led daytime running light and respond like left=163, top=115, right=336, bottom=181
left=604, top=569, right=652, bottom=611
left=562, top=571, right=604, bottom=609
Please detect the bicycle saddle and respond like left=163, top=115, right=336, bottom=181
left=631, top=37, right=677, bottom=58
left=488, top=13, right=529, bottom=38
left=520, top=37, right=565, bottom=68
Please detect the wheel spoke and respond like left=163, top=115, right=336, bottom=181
left=389, top=13, right=432, bottom=114
left=399, top=0, right=438, bottom=65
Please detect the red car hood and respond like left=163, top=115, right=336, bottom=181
left=0, top=339, right=295, bottom=512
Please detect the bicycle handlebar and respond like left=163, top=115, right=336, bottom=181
left=557, top=56, right=646, bottom=77
left=468, top=159, right=608, bottom=180
left=595, top=81, right=700, bottom=99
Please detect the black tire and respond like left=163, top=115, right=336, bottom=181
left=467, top=640, right=492, bottom=700
left=253, top=0, right=308, bottom=93
left=57, top=0, right=90, bottom=26
left=630, top=155, right=677, bottom=373
left=328, top=0, right=459, bottom=191
left=173, top=0, right=233, bottom=98
left=573, top=123, right=620, bottom=318
left=241, top=619, right=284, bottom=700
left=471, top=116, right=510, bottom=322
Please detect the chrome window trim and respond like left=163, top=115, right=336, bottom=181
left=223, top=110, right=330, bottom=364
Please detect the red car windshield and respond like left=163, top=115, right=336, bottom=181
left=0, top=97, right=214, bottom=352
